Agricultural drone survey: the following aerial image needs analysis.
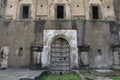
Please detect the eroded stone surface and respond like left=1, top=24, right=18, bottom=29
left=0, top=46, right=9, bottom=69
left=81, top=52, right=89, bottom=65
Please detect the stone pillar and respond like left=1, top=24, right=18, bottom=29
left=37, top=52, right=41, bottom=64
left=33, top=52, right=41, bottom=64
left=111, top=46, right=120, bottom=69
left=0, top=46, right=9, bottom=69
left=113, top=51, right=119, bottom=65
left=30, top=45, right=43, bottom=70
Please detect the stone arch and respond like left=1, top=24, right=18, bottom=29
left=50, top=35, right=71, bottom=49
left=42, top=30, right=78, bottom=69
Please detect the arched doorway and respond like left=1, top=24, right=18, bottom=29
left=50, top=38, right=70, bottom=74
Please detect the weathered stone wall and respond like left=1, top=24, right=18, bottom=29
left=114, top=0, right=120, bottom=20
left=0, top=0, right=8, bottom=19
left=72, top=0, right=85, bottom=19
left=85, top=0, right=115, bottom=20
left=0, top=0, right=1, bottom=17
left=4, top=0, right=36, bottom=19
left=84, top=21, right=112, bottom=68
left=0, top=20, right=116, bottom=69
left=0, top=20, right=35, bottom=68
left=2, top=0, right=115, bottom=20
left=114, top=0, right=120, bottom=33
left=36, top=0, right=48, bottom=19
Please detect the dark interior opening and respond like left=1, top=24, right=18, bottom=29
left=92, top=6, right=99, bottom=19
left=60, top=72, right=62, bottom=75
left=22, top=5, right=29, bottom=19
left=57, top=5, right=64, bottom=19
left=18, top=47, right=23, bottom=57
left=97, top=49, right=102, bottom=55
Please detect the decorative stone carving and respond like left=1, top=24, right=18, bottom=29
left=81, top=52, right=89, bottom=65
left=0, top=46, right=9, bottom=69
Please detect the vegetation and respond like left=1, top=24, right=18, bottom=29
left=79, top=70, right=100, bottom=79
left=111, top=69, right=120, bottom=80
left=40, top=73, right=81, bottom=80
left=112, top=76, right=120, bottom=80
left=79, top=70, right=120, bottom=80
left=40, top=70, right=120, bottom=80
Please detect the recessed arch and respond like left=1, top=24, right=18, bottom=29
left=50, top=35, right=70, bottom=48
left=42, top=30, right=78, bottom=70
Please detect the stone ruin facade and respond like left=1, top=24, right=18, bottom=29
left=0, top=0, right=120, bottom=74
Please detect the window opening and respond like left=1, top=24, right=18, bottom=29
left=22, top=5, right=29, bottom=19
left=92, top=6, right=99, bottom=19
left=57, top=5, right=64, bottom=19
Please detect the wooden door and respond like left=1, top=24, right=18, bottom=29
left=50, top=38, right=70, bottom=74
